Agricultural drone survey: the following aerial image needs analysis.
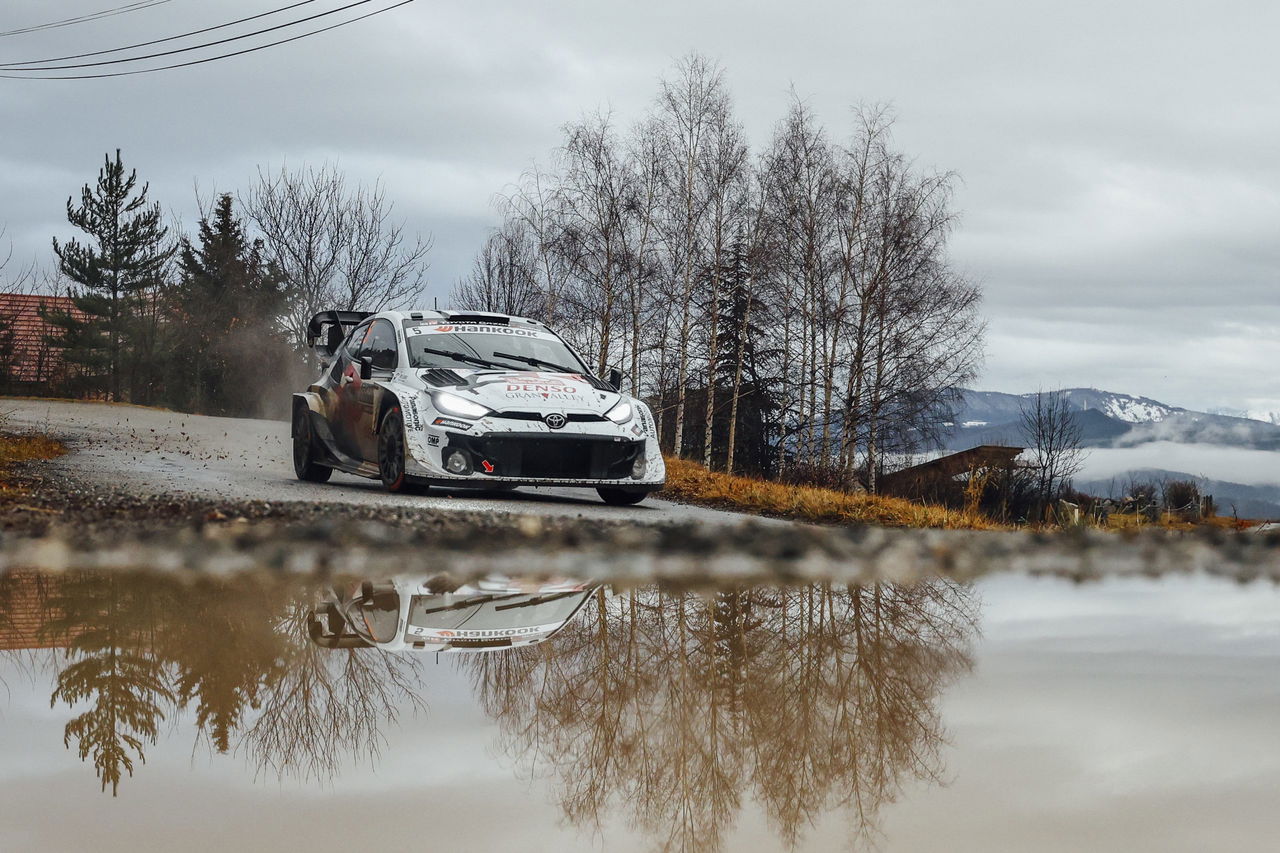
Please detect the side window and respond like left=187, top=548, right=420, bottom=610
left=362, top=320, right=399, bottom=371
left=345, top=324, right=372, bottom=358
left=330, top=323, right=370, bottom=383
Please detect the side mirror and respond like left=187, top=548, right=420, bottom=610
left=607, top=367, right=624, bottom=392
left=359, top=356, right=373, bottom=381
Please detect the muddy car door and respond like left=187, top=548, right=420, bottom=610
left=330, top=322, right=372, bottom=457
left=348, top=318, right=398, bottom=462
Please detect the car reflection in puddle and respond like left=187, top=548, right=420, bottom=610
left=0, top=568, right=978, bottom=850
left=308, top=575, right=598, bottom=651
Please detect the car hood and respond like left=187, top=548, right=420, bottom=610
left=415, top=368, right=624, bottom=415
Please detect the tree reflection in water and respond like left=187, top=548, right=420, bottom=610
left=1, top=569, right=976, bottom=851
left=1, top=571, right=425, bottom=794
left=463, top=581, right=978, bottom=851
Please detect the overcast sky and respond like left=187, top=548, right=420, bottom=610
left=1, top=0, right=1276, bottom=414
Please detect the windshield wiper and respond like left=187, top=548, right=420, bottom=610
left=416, top=347, right=513, bottom=371
left=494, top=590, right=588, bottom=611
left=413, top=593, right=516, bottom=615
left=491, top=351, right=583, bottom=375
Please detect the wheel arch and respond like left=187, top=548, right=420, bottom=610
left=375, top=387, right=404, bottom=430
left=291, top=392, right=324, bottom=435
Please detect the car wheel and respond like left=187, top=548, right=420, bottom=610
left=378, top=406, right=421, bottom=494
left=293, top=404, right=332, bottom=483
left=597, top=487, right=647, bottom=506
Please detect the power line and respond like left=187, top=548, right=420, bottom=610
left=0, top=0, right=415, bottom=80
left=4, top=0, right=386, bottom=72
left=1, top=1, right=320, bottom=68
left=0, top=1, right=175, bottom=39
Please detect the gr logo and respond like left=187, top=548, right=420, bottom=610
left=544, top=413, right=567, bottom=430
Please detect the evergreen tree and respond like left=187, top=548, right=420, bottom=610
left=46, top=150, right=173, bottom=401
left=169, top=194, right=291, bottom=416
left=45, top=573, right=175, bottom=796
left=714, top=236, right=782, bottom=474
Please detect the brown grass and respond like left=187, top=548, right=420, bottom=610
left=1105, top=511, right=1262, bottom=533
left=660, top=457, right=1001, bottom=530
left=0, top=433, right=67, bottom=494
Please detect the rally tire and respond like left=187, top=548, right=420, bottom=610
left=378, top=406, right=421, bottom=494
left=597, top=487, right=647, bottom=506
left=293, top=404, right=332, bottom=483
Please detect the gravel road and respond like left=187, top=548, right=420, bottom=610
left=2, top=398, right=767, bottom=527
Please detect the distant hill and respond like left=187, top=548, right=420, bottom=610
left=1075, top=469, right=1280, bottom=520
left=945, top=388, right=1280, bottom=452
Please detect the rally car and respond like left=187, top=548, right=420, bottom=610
left=291, top=309, right=665, bottom=504
left=308, top=574, right=597, bottom=652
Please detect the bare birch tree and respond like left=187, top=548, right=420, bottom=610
left=243, top=164, right=431, bottom=348
left=1019, top=389, right=1086, bottom=516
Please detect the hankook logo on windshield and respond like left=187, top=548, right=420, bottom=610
left=544, top=413, right=567, bottom=430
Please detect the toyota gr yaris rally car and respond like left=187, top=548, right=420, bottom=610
left=291, top=309, right=665, bottom=504
left=308, top=574, right=597, bottom=652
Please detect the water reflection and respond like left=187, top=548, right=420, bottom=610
left=466, top=583, right=977, bottom=850
left=0, top=569, right=977, bottom=850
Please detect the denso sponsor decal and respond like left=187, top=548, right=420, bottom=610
left=406, top=623, right=564, bottom=639
left=506, top=379, right=579, bottom=394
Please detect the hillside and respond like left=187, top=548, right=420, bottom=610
left=946, top=388, right=1280, bottom=451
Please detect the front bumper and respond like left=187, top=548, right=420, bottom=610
left=445, top=432, right=643, bottom=481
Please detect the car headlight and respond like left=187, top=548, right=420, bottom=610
left=432, top=392, right=492, bottom=420
left=605, top=400, right=633, bottom=425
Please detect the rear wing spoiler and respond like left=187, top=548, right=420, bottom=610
left=306, top=310, right=372, bottom=360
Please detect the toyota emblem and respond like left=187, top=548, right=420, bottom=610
left=544, top=413, right=567, bottom=430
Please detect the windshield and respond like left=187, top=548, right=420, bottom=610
left=404, top=591, right=592, bottom=641
left=404, top=321, right=589, bottom=374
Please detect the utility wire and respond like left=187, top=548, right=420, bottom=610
left=0, top=0, right=415, bottom=80
left=0, top=1, right=175, bottom=39
left=4, top=0, right=386, bottom=71
left=1, top=1, right=320, bottom=67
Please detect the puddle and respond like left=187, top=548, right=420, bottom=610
left=1, top=567, right=1278, bottom=851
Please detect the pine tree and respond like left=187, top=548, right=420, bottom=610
left=46, top=150, right=172, bottom=401
left=46, top=573, right=175, bottom=796
left=169, top=194, right=290, bottom=416
left=714, top=236, right=782, bottom=474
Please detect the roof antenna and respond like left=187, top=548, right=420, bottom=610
left=433, top=296, right=438, bottom=310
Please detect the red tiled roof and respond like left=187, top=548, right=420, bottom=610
left=0, top=292, right=85, bottom=384
left=0, top=571, right=73, bottom=651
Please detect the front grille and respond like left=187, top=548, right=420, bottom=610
left=490, top=410, right=607, bottom=423
left=446, top=433, right=642, bottom=480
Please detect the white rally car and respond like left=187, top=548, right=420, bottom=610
left=308, top=575, right=597, bottom=652
left=291, top=309, right=665, bottom=504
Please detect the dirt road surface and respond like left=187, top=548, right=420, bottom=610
left=2, top=399, right=767, bottom=527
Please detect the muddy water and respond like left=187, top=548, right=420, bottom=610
left=1, top=569, right=1277, bottom=852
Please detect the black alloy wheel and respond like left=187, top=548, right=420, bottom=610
left=378, top=406, right=420, bottom=493
left=293, top=404, right=333, bottom=483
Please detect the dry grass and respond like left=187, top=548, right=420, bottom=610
left=0, top=432, right=66, bottom=494
left=1105, top=511, right=1261, bottom=533
left=660, top=457, right=1001, bottom=530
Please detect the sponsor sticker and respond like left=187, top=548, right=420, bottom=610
left=407, top=623, right=565, bottom=639
left=427, top=434, right=440, bottom=447
left=432, top=417, right=473, bottom=431
left=406, top=323, right=552, bottom=340
left=404, top=398, right=423, bottom=430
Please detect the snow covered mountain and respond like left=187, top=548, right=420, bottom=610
left=954, top=388, right=1181, bottom=429
left=946, top=388, right=1280, bottom=451
left=944, top=388, right=1280, bottom=515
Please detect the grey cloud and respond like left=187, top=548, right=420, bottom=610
left=1, top=0, right=1276, bottom=409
